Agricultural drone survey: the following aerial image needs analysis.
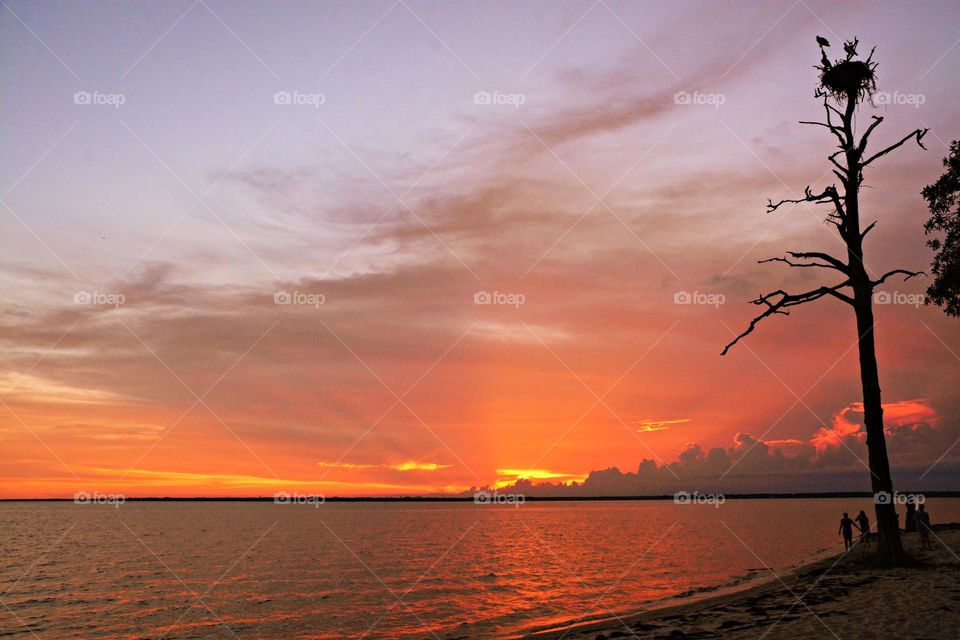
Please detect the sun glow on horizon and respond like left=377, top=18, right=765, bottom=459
left=493, top=468, right=588, bottom=488
left=317, top=461, right=453, bottom=472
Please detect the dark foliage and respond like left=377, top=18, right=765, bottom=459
left=922, top=141, right=960, bottom=317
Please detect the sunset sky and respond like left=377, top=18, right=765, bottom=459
left=2, top=1, right=959, bottom=497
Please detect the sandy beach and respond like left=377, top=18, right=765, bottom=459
left=530, top=524, right=960, bottom=640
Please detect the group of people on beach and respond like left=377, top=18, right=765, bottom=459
left=838, top=510, right=871, bottom=551
left=838, top=504, right=932, bottom=551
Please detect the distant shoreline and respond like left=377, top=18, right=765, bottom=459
left=3, top=491, right=958, bottom=502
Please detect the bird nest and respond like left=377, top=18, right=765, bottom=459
left=819, top=59, right=877, bottom=102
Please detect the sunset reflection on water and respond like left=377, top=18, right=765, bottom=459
left=3, top=499, right=958, bottom=639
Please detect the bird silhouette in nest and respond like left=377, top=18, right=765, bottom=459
left=816, top=35, right=831, bottom=69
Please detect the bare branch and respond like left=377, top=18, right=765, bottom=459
left=827, top=151, right=848, bottom=176
left=862, top=128, right=929, bottom=167
left=722, top=281, right=854, bottom=355
left=872, top=269, right=924, bottom=287
left=759, top=256, right=832, bottom=269
left=759, top=251, right=849, bottom=273
left=823, top=186, right=847, bottom=233
left=857, top=115, right=884, bottom=153
left=767, top=184, right=847, bottom=239
left=799, top=120, right=836, bottom=130
left=861, top=220, right=878, bottom=239
left=791, top=250, right=849, bottom=272
left=800, top=119, right=846, bottom=149
left=808, top=99, right=848, bottom=149
left=825, top=103, right=845, bottom=120
left=767, top=185, right=840, bottom=213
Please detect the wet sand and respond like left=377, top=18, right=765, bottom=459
left=528, top=524, right=960, bottom=640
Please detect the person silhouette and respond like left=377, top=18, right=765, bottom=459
left=916, top=503, right=932, bottom=549
left=905, top=499, right=917, bottom=532
left=838, top=512, right=858, bottom=551
left=855, top=510, right=870, bottom=547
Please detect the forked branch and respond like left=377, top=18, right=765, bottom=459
left=768, top=184, right=847, bottom=235
left=862, top=128, right=929, bottom=167
left=857, top=115, right=885, bottom=153
left=767, top=185, right=842, bottom=213
left=799, top=99, right=848, bottom=149
left=721, top=281, right=854, bottom=355
left=827, top=151, right=848, bottom=176
left=872, top=269, right=924, bottom=287
left=759, top=251, right=849, bottom=274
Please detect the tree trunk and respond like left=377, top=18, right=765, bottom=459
left=843, top=87, right=905, bottom=564
left=853, top=291, right=904, bottom=563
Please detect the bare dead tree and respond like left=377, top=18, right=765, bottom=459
left=722, top=37, right=928, bottom=564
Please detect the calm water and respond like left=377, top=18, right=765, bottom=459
left=3, top=498, right=958, bottom=639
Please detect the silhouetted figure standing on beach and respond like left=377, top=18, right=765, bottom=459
left=905, top=499, right=917, bottom=532
left=916, top=504, right=932, bottom=549
left=855, top=510, right=870, bottom=547
left=839, top=512, right=858, bottom=551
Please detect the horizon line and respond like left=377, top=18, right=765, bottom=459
left=4, top=491, right=959, bottom=502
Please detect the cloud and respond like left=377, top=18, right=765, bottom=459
left=75, top=466, right=448, bottom=494
left=392, top=461, right=452, bottom=472
left=494, top=468, right=588, bottom=486
left=478, top=399, right=958, bottom=496
left=634, top=418, right=690, bottom=432
left=811, top=399, right=942, bottom=453
left=317, top=461, right=452, bottom=472
left=0, top=372, right=130, bottom=406
left=764, top=438, right=806, bottom=447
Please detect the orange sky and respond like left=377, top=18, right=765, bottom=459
left=2, top=1, right=959, bottom=497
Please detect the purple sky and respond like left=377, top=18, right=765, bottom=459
left=2, top=1, right=959, bottom=497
